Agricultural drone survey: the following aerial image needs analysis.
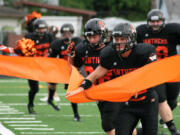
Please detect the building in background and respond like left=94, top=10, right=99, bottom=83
left=0, top=6, right=26, bottom=47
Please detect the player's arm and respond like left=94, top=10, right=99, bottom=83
left=68, top=43, right=83, bottom=68
left=173, top=23, right=180, bottom=44
left=0, top=45, right=15, bottom=53
left=146, top=46, right=157, bottom=64
left=136, top=25, right=144, bottom=43
left=68, top=55, right=74, bottom=65
left=67, top=42, right=76, bottom=65
left=66, top=46, right=111, bottom=97
left=66, top=65, right=108, bottom=97
left=48, top=40, right=59, bottom=58
left=85, top=65, right=108, bottom=83
left=67, top=38, right=83, bottom=65
left=0, top=44, right=22, bottom=54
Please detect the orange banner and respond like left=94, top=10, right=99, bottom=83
left=66, top=55, right=180, bottom=103
left=0, top=55, right=71, bottom=83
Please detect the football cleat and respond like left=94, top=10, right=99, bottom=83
left=169, top=125, right=180, bottom=135
left=171, top=130, right=180, bottom=135
left=48, top=100, right=60, bottom=111
left=27, top=104, right=36, bottom=115
left=74, top=114, right=81, bottom=122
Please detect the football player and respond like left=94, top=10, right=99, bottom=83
left=136, top=9, right=180, bottom=135
left=67, top=22, right=159, bottom=135
left=40, top=25, right=60, bottom=102
left=69, top=18, right=125, bottom=135
left=48, top=23, right=82, bottom=121
left=26, top=19, right=58, bottom=114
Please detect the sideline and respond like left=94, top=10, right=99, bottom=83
left=0, top=122, right=15, bottom=135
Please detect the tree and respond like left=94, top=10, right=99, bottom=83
left=92, top=0, right=151, bottom=21
left=5, top=0, right=151, bottom=21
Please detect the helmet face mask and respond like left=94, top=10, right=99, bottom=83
left=113, top=36, right=130, bottom=53
left=33, top=19, right=47, bottom=37
left=84, top=18, right=108, bottom=50
left=147, top=9, right=165, bottom=32
left=60, top=23, right=74, bottom=43
left=86, top=34, right=102, bottom=49
left=149, top=20, right=163, bottom=31
left=61, top=31, right=73, bottom=43
left=35, top=27, right=47, bottom=37
left=112, top=23, right=136, bottom=54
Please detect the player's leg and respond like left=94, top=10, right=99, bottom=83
left=71, top=103, right=80, bottom=121
left=64, top=84, right=81, bottom=121
left=141, top=91, right=159, bottom=135
left=27, top=79, right=39, bottom=114
left=156, top=83, right=180, bottom=135
left=165, top=82, right=180, bottom=135
left=132, top=128, right=143, bottom=135
left=115, top=104, right=138, bottom=135
left=47, top=83, right=60, bottom=111
left=40, top=89, right=60, bottom=102
left=166, top=82, right=180, bottom=110
left=97, top=101, right=122, bottom=135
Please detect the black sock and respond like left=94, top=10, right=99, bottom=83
left=71, top=103, right=78, bottom=116
left=48, top=88, right=55, bottom=101
left=28, top=91, right=36, bottom=106
left=166, top=120, right=178, bottom=133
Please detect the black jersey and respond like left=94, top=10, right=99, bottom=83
left=73, top=41, right=112, bottom=84
left=25, top=32, right=54, bottom=57
left=136, top=23, right=180, bottom=59
left=100, top=43, right=157, bottom=101
left=49, top=37, right=82, bottom=60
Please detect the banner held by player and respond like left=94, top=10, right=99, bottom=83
left=0, top=55, right=71, bottom=83
left=66, top=55, right=180, bottom=103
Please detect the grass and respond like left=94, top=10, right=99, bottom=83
left=0, top=78, right=179, bottom=135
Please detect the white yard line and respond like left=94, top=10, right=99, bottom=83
left=14, top=128, right=54, bottom=131
left=0, top=112, right=24, bottom=114
left=0, top=93, right=65, bottom=96
left=9, top=124, right=48, bottom=127
left=0, top=108, right=17, bottom=111
left=5, top=103, right=70, bottom=106
left=0, top=122, right=15, bottom=135
left=0, top=105, right=12, bottom=108
left=22, top=115, right=36, bottom=117
left=0, top=118, right=35, bottom=120
left=4, top=121, right=42, bottom=124
left=0, top=110, right=19, bottom=112
left=0, top=79, right=27, bottom=82
left=20, top=131, right=105, bottom=134
left=3, top=103, right=96, bottom=106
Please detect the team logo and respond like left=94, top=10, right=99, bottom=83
left=98, top=21, right=106, bottom=30
left=130, top=24, right=136, bottom=34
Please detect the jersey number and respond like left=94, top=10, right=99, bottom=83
left=156, top=46, right=168, bottom=59
left=84, top=66, right=112, bottom=84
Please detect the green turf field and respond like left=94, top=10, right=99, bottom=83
left=0, top=78, right=179, bottom=135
